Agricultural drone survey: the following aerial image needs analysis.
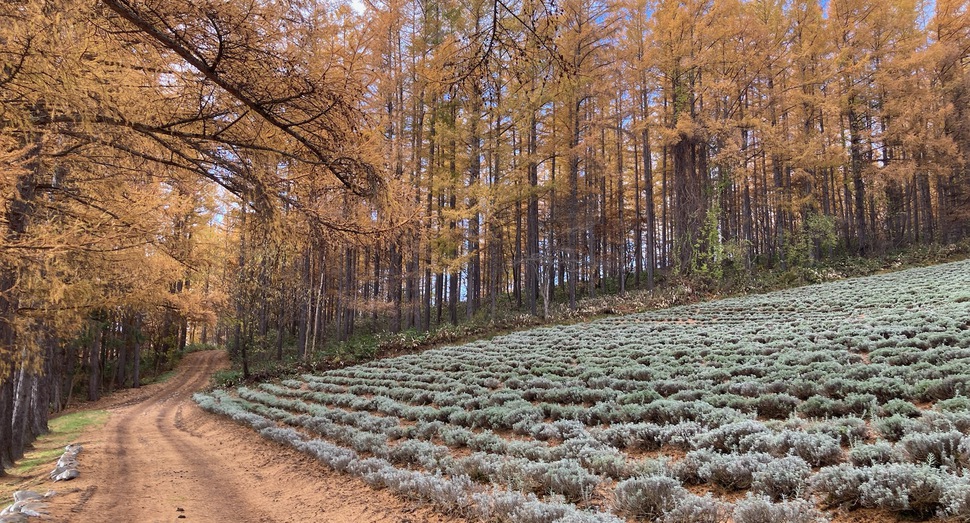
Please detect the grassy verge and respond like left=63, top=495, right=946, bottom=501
left=0, top=410, right=109, bottom=506
left=144, top=369, right=178, bottom=385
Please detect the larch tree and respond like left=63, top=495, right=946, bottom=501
left=3, top=0, right=970, bottom=477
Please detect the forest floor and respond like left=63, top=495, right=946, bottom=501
left=37, top=350, right=464, bottom=523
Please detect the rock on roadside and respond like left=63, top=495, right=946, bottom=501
left=49, top=444, right=82, bottom=482
left=0, top=491, right=55, bottom=522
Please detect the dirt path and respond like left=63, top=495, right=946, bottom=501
left=47, top=351, right=462, bottom=523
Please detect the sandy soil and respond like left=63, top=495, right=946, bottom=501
left=46, top=350, right=465, bottom=523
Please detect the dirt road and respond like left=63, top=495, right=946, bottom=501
left=47, top=351, right=460, bottom=523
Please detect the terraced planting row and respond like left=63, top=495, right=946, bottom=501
left=197, top=260, right=970, bottom=522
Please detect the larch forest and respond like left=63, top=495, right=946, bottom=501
left=0, top=0, right=968, bottom=477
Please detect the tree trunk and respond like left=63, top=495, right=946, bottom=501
left=848, top=102, right=867, bottom=253
left=236, top=209, right=250, bottom=378
left=526, top=115, right=540, bottom=316
left=567, top=97, right=581, bottom=309
left=0, top=135, right=40, bottom=475
left=132, top=315, right=142, bottom=388
left=633, top=133, right=643, bottom=288
left=389, top=242, right=402, bottom=333
left=0, top=378, right=13, bottom=470
left=297, top=249, right=310, bottom=359
left=10, top=367, right=30, bottom=462
left=29, top=345, right=50, bottom=440
left=616, top=107, right=626, bottom=295
left=641, top=91, right=656, bottom=291
left=467, top=81, right=483, bottom=319
left=87, top=321, right=102, bottom=402
left=115, top=316, right=128, bottom=389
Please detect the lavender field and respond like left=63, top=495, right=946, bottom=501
left=197, top=260, right=970, bottom=522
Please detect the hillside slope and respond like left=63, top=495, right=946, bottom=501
left=199, top=260, right=970, bottom=522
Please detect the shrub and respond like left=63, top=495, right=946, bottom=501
left=757, top=394, right=800, bottom=420
left=260, top=426, right=304, bottom=446
left=732, top=494, right=829, bottom=523
left=350, top=431, right=389, bottom=455
left=797, top=396, right=843, bottom=418
left=612, top=475, right=688, bottom=520
left=939, top=479, right=970, bottom=522
left=959, top=436, right=970, bottom=469
left=469, top=432, right=510, bottom=454
left=949, top=412, right=970, bottom=433
left=505, top=500, right=570, bottom=523
left=739, top=430, right=842, bottom=467
left=922, top=410, right=970, bottom=432
left=554, top=512, right=626, bottom=523
left=440, top=425, right=474, bottom=447
left=858, top=463, right=945, bottom=516
left=692, top=420, right=769, bottom=453
left=471, top=490, right=569, bottom=523
left=810, top=464, right=869, bottom=508
left=875, top=414, right=919, bottom=442
left=787, top=380, right=819, bottom=400
left=842, top=393, right=878, bottom=416
left=382, top=471, right=474, bottom=513
left=618, top=389, right=663, bottom=405
left=751, top=456, right=812, bottom=501
left=580, top=449, right=632, bottom=479
left=698, top=452, right=774, bottom=491
left=807, top=416, right=868, bottom=445
left=737, top=431, right=780, bottom=455
left=782, top=431, right=844, bottom=467
left=938, top=396, right=970, bottom=413
left=674, top=450, right=715, bottom=485
left=849, top=441, right=895, bottom=467
left=660, top=421, right=705, bottom=450
left=347, top=456, right=388, bottom=478
left=411, top=420, right=445, bottom=440
left=531, top=423, right=563, bottom=442
left=640, top=400, right=723, bottom=425
left=822, top=377, right=853, bottom=398
left=542, top=460, right=600, bottom=504
left=918, top=377, right=970, bottom=402
left=388, top=440, right=448, bottom=470
left=661, top=494, right=726, bottom=523
left=597, top=423, right=663, bottom=451
left=706, top=393, right=756, bottom=413
left=459, top=452, right=502, bottom=482
left=862, top=377, right=912, bottom=404
left=881, top=399, right=921, bottom=418
left=898, top=431, right=962, bottom=468
left=495, top=458, right=543, bottom=493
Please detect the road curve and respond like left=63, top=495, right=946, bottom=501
left=48, top=350, right=459, bottom=523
